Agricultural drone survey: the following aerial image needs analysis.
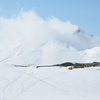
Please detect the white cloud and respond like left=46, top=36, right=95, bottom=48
left=47, top=16, right=78, bottom=34
left=0, top=10, right=79, bottom=49
left=0, top=10, right=100, bottom=64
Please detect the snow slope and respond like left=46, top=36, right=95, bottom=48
left=0, top=63, right=100, bottom=100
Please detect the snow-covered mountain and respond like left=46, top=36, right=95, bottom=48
left=0, top=11, right=100, bottom=100
left=1, top=26, right=100, bottom=66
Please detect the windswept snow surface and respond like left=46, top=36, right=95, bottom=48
left=0, top=10, right=100, bottom=100
left=0, top=64, right=100, bottom=100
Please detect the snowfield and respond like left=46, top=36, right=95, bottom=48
left=0, top=63, right=100, bottom=100
left=0, top=10, right=100, bottom=100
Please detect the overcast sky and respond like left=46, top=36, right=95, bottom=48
left=0, top=0, right=100, bottom=36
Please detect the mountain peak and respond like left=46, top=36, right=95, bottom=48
left=75, top=27, right=86, bottom=33
left=74, top=27, right=93, bottom=37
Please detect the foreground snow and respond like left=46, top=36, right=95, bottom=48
left=0, top=63, right=100, bottom=100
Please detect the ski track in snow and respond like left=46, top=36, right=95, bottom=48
left=0, top=65, right=99, bottom=100
left=21, top=70, right=95, bottom=100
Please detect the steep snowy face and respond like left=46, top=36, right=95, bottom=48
left=71, top=27, right=100, bottom=50
left=74, top=27, right=93, bottom=38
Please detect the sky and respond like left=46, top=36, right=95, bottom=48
left=0, top=0, right=100, bottom=36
